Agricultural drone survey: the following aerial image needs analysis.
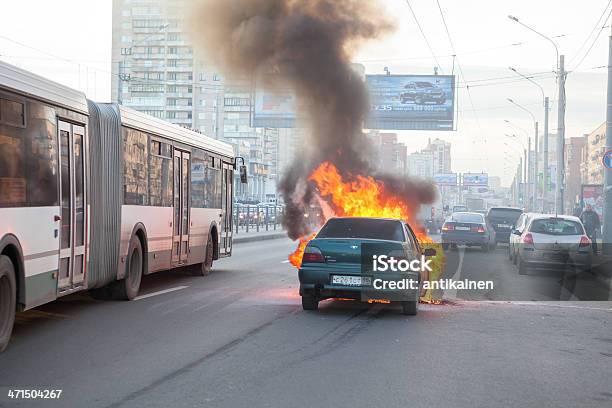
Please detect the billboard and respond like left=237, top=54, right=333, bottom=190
left=365, top=75, right=455, bottom=131
left=252, top=75, right=297, bottom=128
left=434, top=173, right=458, bottom=186
left=463, top=173, right=489, bottom=187
left=581, top=184, right=603, bottom=221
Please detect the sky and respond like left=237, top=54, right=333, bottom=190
left=1, top=0, right=611, bottom=186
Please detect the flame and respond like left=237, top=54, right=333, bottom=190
left=288, top=162, right=430, bottom=267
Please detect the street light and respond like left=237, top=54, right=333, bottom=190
left=508, top=15, right=566, bottom=215
left=507, top=99, right=538, bottom=211
left=509, top=67, right=550, bottom=212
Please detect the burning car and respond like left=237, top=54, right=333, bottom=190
left=400, top=81, right=446, bottom=105
left=298, top=217, right=436, bottom=315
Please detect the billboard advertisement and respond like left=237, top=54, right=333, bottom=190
left=581, top=184, right=603, bottom=221
left=365, top=75, right=455, bottom=131
left=434, top=173, right=458, bottom=186
left=252, top=75, right=297, bottom=128
left=463, top=173, right=489, bottom=187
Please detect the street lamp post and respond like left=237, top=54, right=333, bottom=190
left=507, top=100, right=538, bottom=211
left=508, top=15, right=565, bottom=215
left=505, top=133, right=528, bottom=208
left=509, top=67, right=550, bottom=213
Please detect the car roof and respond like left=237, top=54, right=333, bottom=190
left=327, top=216, right=403, bottom=222
left=488, top=207, right=523, bottom=211
left=529, top=214, right=581, bottom=222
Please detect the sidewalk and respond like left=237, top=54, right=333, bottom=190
left=233, top=228, right=288, bottom=244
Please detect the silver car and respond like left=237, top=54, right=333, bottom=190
left=508, top=212, right=534, bottom=265
left=515, top=215, right=592, bottom=275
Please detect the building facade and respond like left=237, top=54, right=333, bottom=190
left=581, top=122, right=606, bottom=186
left=425, top=138, right=452, bottom=174
left=407, top=150, right=434, bottom=179
left=367, top=132, right=407, bottom=175
left=565, top=135, right=587, bottom=209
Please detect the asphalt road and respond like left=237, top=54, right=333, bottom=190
left=1, top=238, right=611, bottom=408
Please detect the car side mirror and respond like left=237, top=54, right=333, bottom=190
left=511, top=229, right=521, bottom=236
left=424, top=248, right=437, bottom=257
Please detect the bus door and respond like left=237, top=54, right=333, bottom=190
left=220, top=162, right=233, bottom=256
left=57, top=120, right=87, bottom=292
left=172, top=149, right=190, bottom=264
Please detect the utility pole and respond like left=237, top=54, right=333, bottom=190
left=527, top=137, right=532, bottom=211
left=534, top=121, right=539, bottom=211
left=556, top=55, right=567, bottom=214
left=603, top=25, right=612, bottom=255
left=543, top=97, right=549, bottom=213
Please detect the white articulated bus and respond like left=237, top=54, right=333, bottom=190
left=0, top=61, right=244, bottom=352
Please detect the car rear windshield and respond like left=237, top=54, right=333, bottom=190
left=451, top=213, right=484, bottom=223
left=488, top=209, right=522, bottom=222
left=529, top=219, right=584, bottom=235
left=317, top=218, right=405, bottom=241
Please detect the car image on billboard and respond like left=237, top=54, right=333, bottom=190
left=365, top=74, right=455, bottom=131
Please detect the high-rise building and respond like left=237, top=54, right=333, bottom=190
left=407, top=150, right=434, bottom=179
left=367, top=132, right=407, bottom=175
left=111, top=0, right=223, bottom=137
left=111, top=0, right=305, bottom=202
left=424, top=138, right=452, bottom=174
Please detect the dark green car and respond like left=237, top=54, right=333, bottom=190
left=299, top=217, right=435, bottom=315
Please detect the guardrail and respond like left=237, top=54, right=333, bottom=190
left=233, top=204, right=285, bottom=233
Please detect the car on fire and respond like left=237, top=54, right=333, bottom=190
left=512, top=214, right=592, bottom=275
left=298, top=217, right=436, bottom=315
left=400, top=81, right=446, bottom=105
left=441, top=212, right=496, bottom=251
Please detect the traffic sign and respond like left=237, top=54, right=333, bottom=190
left=604, top=149, right=612, bottom=170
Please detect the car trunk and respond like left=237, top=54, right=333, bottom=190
left=530, top=233, right=581, bottom=251
left=311, top=238, right=403, bottom=265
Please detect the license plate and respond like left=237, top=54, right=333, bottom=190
left=455, top=226, right=470, bottom=231
left=498, top=224, right=511, bottom=228
left=331, top=275, right=371, bottom=286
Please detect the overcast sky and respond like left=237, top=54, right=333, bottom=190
left=1, top=0, right=611, bottom=186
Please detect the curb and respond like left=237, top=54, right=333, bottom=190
left=233, top=231, right=288, bottom=244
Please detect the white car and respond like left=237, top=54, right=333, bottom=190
left=515, top=215, right=592, bottom=275
left=508, top=212, right=534, bottom=265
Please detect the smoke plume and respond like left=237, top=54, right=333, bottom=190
left=190, top=0, right=437, bottom=240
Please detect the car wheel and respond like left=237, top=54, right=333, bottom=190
left=518, top=258, right=528, bottom=275
left=415, top=96, right=423, bottom=104
left=301, top=295, right=319, bottom=311
left=508, top=245, right=513, bottom=260
left=193, top=233, right=214, bottom=276
left=0, top=255, right=17, bottom=353
left=401, top=301, right=418, bottom=316
left=481, top=244, right=490, bottom=252
left=490, top=241, right=497, bottom=251
left=113, top=235, right=143, bottom=300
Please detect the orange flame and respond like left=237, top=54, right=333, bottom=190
left=288, top=161, right=430, bottom=267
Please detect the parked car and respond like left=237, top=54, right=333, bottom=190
left=441, top=212, right=496, bottom=251
left=400, top=81, right=446, bottom=105
left=452, top=205, right=469, bottom=213
left=487, top=207, right=523, bottom=244
left=298, top=217, right=436, bottom=315
left=513, top=215, right=592, bottom=275
left=508, top=212, right=535, bottom=264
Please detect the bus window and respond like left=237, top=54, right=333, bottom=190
left=123, top=128, right=149, bottom=205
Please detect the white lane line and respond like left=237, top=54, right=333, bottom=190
left=443, top=246, right=465, bottom=300
left=480, top=301, right=612, bottom=312
left=135, top=286, right=189, bottom=301
left=281, top=260, right=290, bottom=264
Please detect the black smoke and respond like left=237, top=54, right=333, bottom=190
left=190, top=0, right=437, bottom=240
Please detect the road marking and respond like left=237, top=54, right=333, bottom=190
left=477, top=301, right=612, bottom=312
left=135, top=286, right=189, bottom=301
left=281, top=260, right=290, bottom=264
left=443, top=246, right=465, bottom=300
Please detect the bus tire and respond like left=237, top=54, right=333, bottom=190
left=194, top=234, right=214, bottom=276
left=0, top=255, right=17, bottom=353
left=113, top=235, right=143, bottom=300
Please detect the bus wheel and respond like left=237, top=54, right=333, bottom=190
left=114, top=236, right=143, bottom=300
left=0, top=255, right=17, bottom=353
left=193, top=234, right=214, bottom=276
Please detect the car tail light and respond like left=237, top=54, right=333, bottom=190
left=522, top=233, right=534, bottom=245
left=471, top=225, right=486, bottom=233
left=302, top=246, right=325, bottom=264
left=442, top=223, right=455, bottom=231
left=579, top=235, right=591, bottom=248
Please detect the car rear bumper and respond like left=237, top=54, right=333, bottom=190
left=494, top=231, right=511, bottom=243
left=519, top=249, right=592, bottom=269
left=299, top=268, right=420, bottom=302
left=442, top=232, right=487, bottom=245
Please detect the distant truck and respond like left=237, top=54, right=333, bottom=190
left=465, top=198, right=486, bottom=212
